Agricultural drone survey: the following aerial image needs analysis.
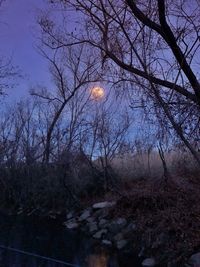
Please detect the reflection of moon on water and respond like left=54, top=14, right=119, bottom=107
left=90, top=86, right=105, bottom=100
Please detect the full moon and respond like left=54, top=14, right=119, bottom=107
left=90, top=86, right=105, bottom=100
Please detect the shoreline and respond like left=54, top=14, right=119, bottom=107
left=1, top=177, right=200, bottom=267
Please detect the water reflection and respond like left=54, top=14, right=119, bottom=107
left=86, top=247, right=110, bottom=267
left=0, top=247, right=121, bottom=267
left=0, top=214, right=141, bottom=267
left=87, top=253, right=108, bottom=267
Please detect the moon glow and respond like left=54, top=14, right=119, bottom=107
left=90, top=86, right=105, bottom=100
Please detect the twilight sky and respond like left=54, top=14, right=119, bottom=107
left=0, top=0, right=52, bottom=101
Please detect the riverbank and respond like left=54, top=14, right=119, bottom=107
left=0, top=213, right=142, bottom=267
left=1, top=175, right=200, bottom=267
left=63, top=176, right=200, bottom=267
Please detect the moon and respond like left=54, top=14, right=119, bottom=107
left=90, top=86, right=105, bottom=100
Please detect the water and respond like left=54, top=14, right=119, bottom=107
left=0, top=214, right=141, bottom=267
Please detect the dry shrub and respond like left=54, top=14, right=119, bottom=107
left=111, top=150, right=200, bottom=182
left=112, top=176, right=200, bottom=266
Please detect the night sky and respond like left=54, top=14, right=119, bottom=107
left=0, top=0, right=51, bottom=101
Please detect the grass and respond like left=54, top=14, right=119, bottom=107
left=111, top=150, right=199, bottom=180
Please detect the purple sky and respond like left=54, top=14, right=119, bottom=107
left=0, top=0, right=52, bottom=101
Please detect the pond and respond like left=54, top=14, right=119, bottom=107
left=0, top=214, right=142, bottom=267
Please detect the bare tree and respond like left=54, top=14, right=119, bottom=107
left=41, top=0, right=200, bottom=166
left=14, top=100, right=44, bottom=164
left=32, top=44, right=100, bottom=163
left=0, top=58, right=18, bottom=95
left=80, top=99, right=132, bottom=191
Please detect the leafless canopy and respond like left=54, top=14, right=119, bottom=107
left=39, top=0, right=200, bottom=165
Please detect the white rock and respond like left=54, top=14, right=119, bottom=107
left=116, top=239, right=128, bottom=249
left=93, top=229, right=107, bottom=239
left=126, top=222, right=137, bottom=231
left=89, top=222, right=98, bottom=233
left=99, top=218, right=108, bottom=227
left=142, top=258, right=156, bottom=267
left=92, top=201, right=116, bottom=209
left=122, top=223, right=137, bottom=236
left=188, top=252, right=200, bottom=267
left=66, top=212, right=73, bottom=220
left=86, top=217, right=95, bottom=223
left=93, top=209, right=109, bottom=219
left=65, top=222, right=79, bottom=229
left=138, top=247, right=145, bottom=257
left=102, top=240, right=112, bottom=246
left=108, top=218, right=127, bottom=233
left=17, top=209, right=23, bottom=215
left=78, top=209, right=91, bottom=221
left=116, top=218, right=127, bottom=226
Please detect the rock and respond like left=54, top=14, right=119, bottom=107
left=88, top=222, right=98, bottom=233
left=86, top=216, right=95, bottom=223
left=64, top=218, right=79, bottom=229
left=116, top=239, right=128, bottom=249
left=115, top=218, right=127, bottom=226
left=99, top=219, right=108, bottom=227
left=122, top=223, right=137, bottom=239
left=93, top=229, right=108, bottom=239
left=49, top=214, right=56, bottom=219
left=65, top=218, right=76, bottom=224
left=64, top=221, right=79, bottom=229
left=108, top=224, right=121, bottom=234
left=102, top=239, right=112, bottom=246
left=188, top=252, right=200, bottom=267
left=93, top=209, right=109, bottom=220
left=17, top=208, right=23, bottom=215
left=92, top=201, right=116, bottom=209
left=142, top=258, right=156, bottom=267
left=66, top=212, right=74, bottom=220
left=114, top=232, right=124, bottom=241
left=108, top=218, right=127, bottom=234
left=138, top=247, right=145, bottom=257
left=125, top=222, right=137, bottom=231
left=78, top=209, right=91, bottom=221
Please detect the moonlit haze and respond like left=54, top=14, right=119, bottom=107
left=90, top=86, right=105, bottom=100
